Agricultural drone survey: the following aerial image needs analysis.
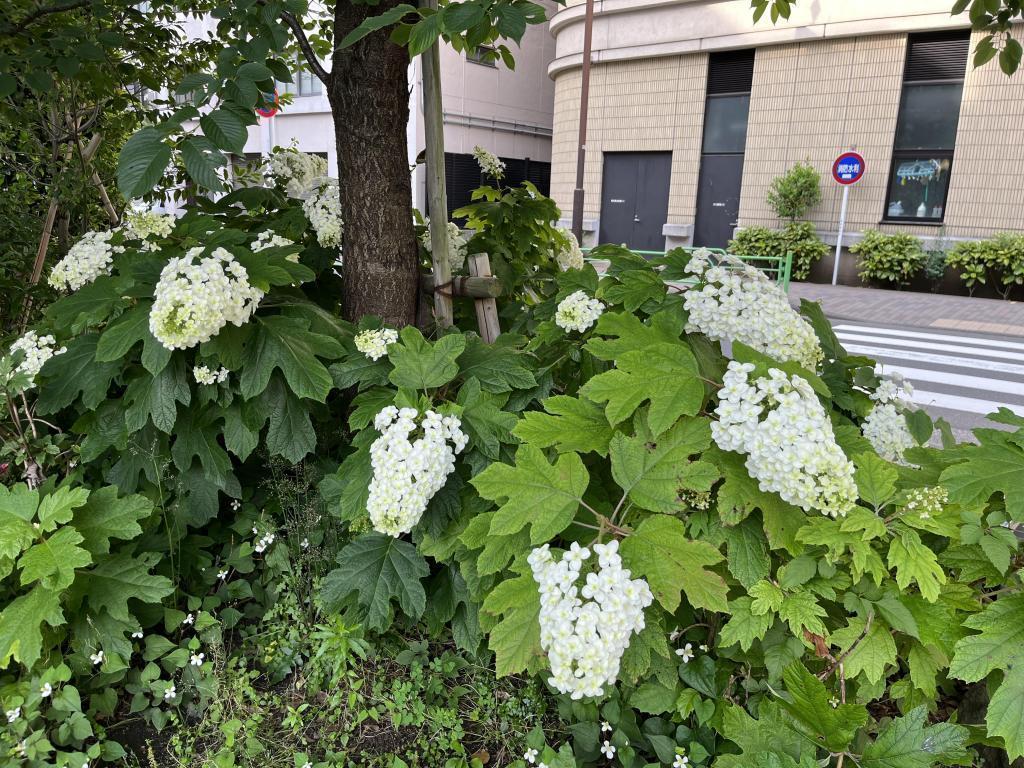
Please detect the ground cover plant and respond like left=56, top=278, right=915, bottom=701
left=1, top=146, right=1023, bottom=768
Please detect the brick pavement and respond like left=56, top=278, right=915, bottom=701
left=788, top=282, right=1024, bottom=338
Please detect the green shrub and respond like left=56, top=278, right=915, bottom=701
left=851, top=230, right=925, bottom=287
left=766, top=161, right=822, bottom=220
left=946, top=232, right=1024, bottom=299
left=730, top=220, right=829, bottom=280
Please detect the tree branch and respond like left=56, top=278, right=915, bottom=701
left=8, top=0, right=91, bottom=35
left=280, top=10, right=330, bottom=86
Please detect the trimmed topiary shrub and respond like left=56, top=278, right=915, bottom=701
left=766, top=161, right=822, bottom=221
left=851, top=230, right=925, bottom=287
left=730, top=220, right=829, bottom=281
left=946, top=232, right=1024, bottom=299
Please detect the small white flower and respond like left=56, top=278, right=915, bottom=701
left=524, top=748, right=538, bottom=764
left=40, top=682, right=52, bottom=697
left=164, top=683, right=177, bottom=701
left=131, top=630, right=144, bottom=639
left=555, top=290, right=604, bottom=333
left=182, top=613, right=195, bottom=626
left=699, top=644, right=708, bottom=653
left=190, top=652, right=205, bottom=667
left=6, top=707, right=20, bottom=723
left=217, top=569, right=228, bottom=580
left=8, top=330, right=66, bottom=387
left=676, top=643, right=694, bottom=664
left=268, top=150, right=328, bottom=199
left=601, top=721, right=612, bottom=733
left=302, top=763, right=313, bottom=768
left=231, top=499, right=241, bottom=511
left=673, top=755, right=689, bottom=768
left=49, top=230, right=125, bottom=291
left=419, top=218, right=468, bottom=271
left=601, top=741, right=616, bottom=759
left=193, top=364, right=230, bottom=385
left=829, top=695, right=840, bottom=708
left=472, top=146, right=505, bottom=179
left=300, top=538, right=310, bottom=549
left=354, top=328, right=398, bottom=361
left=302, top=177, right=344, bottom=248
left=90, top=650, right=104, bottom=666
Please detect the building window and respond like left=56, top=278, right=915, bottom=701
left=280, top=56, right=322, bottom=97
left=884, top=30, right=970, bottom=223
left=467, top=45, right=497, bottom=67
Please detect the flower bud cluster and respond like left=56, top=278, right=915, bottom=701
left=368, top=407, right=468, bottom=537
left=554, top=228, right=585, bottom=271
left=268, top=150, right=328, bottom=199
left=529, top=540, right=653, bottom=699
left=302, top=177, right=344, bottom=248
left=49, top=230, right=125, bottom=291
left=150, top=247, right=263, bottom=350
left=252, top=231, right=300, bottom=262
left=683, top=249, right=822, bottom=370
left=123, top=210, right=175, bottom=249
left=420, top=219, right=468, bottom=271
left=472, top=145, right=505, bottom=179
left=9, top=331, right=66, bottom=386
left=862, top=375, right=916, bottom=464
left=555, top=290, right=604, bottom=333
left=354, top=328, right=398, bottom=361
left=193, top=365, right=229, bottom=385
left=713, top=361, right=857, bottom=518
left=903, top=485, right=947, bottom=520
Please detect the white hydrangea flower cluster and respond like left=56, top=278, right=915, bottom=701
left=123, top=210, right=174, bottom=249
left=862, top=375, right=916, bottom=464
left=367, top=407, right=468, bottom=537
left=49, top=230, right=124, bottom=291
left=193, top=365, right=229, bottom=385
left=354, top=328, right=398, bottom=361
left=420, top=219, right=468, bottom=272
left=150, top=247, right=263, bottom=350
left=554, top=228, right=585, bottom=271
left=529, top=540, right=653, bottom=700
left=713, top=361, right=858, bottom=518
left=302, top=177, right=344, bottom=248
left=472, top=145, right=505, bottom=179
left=683, top=249, right=822, bottom=370
left=268, top=150, right=328, bottom=199
left=8, top=331, right=66, bottom=386
left=252, top=231, right=300, bottom=262
left=555, top=290, right=604, bottom=333
left=903, top=485, right=947, bottom=520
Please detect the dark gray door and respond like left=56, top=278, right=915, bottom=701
left=599, top=152, right=672, bottom=251
left=693, top=154, right=744, bottom=249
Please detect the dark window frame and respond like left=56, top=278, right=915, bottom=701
left=467, top=45, right=498, bottom=68
left=882, top=30, right=969, bottom=224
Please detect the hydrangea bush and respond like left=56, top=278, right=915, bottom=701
left=2, top=152, right=1023, bottom=767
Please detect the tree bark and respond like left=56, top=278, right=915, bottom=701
left=330, top=1, right=419, bottom=326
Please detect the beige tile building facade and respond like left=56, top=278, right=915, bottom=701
left=547, top=0, right=1024, bottom=280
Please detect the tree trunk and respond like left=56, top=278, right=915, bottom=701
left=330, top=0, right=419, bottom=326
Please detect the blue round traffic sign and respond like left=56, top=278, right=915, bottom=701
left=832, top=152, right=865, bottom=185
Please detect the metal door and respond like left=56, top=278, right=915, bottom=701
left=599, top=152, right=672, bottom=251
left=693, top=154, right=744, bottom=249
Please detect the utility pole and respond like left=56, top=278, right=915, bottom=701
left=571, top=0, right=595, bottom=244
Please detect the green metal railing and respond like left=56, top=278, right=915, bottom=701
left=584, top=246, right=794, bottom=292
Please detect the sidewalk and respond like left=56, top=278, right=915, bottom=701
left=788, top=282, right=1024, bottom=338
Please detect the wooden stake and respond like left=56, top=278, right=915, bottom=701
left=467, top=253, right=501, bottom=342
left=420, top=0, right=453, bottom=329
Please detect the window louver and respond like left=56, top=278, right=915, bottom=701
left=904, top=30, right=970, bottom=82
left=706, top=49, right=755, bottom=95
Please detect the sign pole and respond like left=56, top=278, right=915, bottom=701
left=832, top=184, right=849, bottom=286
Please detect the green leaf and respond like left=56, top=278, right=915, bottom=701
left=36, top=333, right=121, bottom=414
left=861, top=706, right=969, bottom=768
left=609, top=418, right=712, bottom=513
left=905, top=409, right=934, bottom=445
left=480, top=571, right=542, bottom=676
left=779, top=663, right=869, bottom=752
left=0, top=485, right=37, bottom=560
left=514, top=395, right=614, bottom=456
left=181, top=135, right=226, bottom=190
left=408, top=12, right=445, bottom=56
left=830, top=617, right=897, bottom=684
left=171, top=409, right=232, bottom=485
left=581, top=342, right=703, bottom=436
left=887, top=529, right=945, bottom=602
left=719, top=596, right=773, bottom=651
left=388, top=327, right=466, bottom=390
left=457, top=378, right=517, bottom=460
left=0, top=587, right=65, bottom=668
left=940, top=430, right=1024, bottom=520
left=260, top=376, right=316, bottom=463
left=854, top=452, right=898, bottom=508
left=619, top=515, right=727, bottom=613
left=199, top=108, right=248, bottom=153
left=73, top=488, right=152, bottom=555
left=222, top=400, right=263, bottom=461
left=36, top=486, right=90, bottom=531
left=240, top=315, right=343, bottom=402
left=338, top=3, right=417, bottom=49
left=124, top=356, right=191, bottom=434
left=18, top=527, right=91, bottom=591
left=723, top=517, right=770, bottom=588
left=319, top=533, right=430, bottom=631
left=630, top=680, right=679, bottom=715
left=118, top=127, right=171, bottom=199
left=472, top=445, right=589, bottom=545
left=600, top=269, right=666, bottom=311
left=75, top=552, right=173, bottom=622
left=457, top=336, right=537, bottom=392
left=584, top=309, right=682, bottom=361
left=95, top=304, right=150, bottom=361
left=237, top=61, right=274, bottom=82
left=776, top=590, right=827, bottom=637
left=949, top=594, right=1024, bottom=760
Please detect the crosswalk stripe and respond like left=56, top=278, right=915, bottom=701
left=908, top=388, right=1023, bottom=416
left=841, top=344, right=1024, bottom=377
left=872, top=364, right=1024, bottom=397
left=834, top=324, right=1024, bottom=353
left=835, top=331, right=1024, bottom=362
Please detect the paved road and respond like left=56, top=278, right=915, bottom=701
left=830, top=319, right=1024, bottom=437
